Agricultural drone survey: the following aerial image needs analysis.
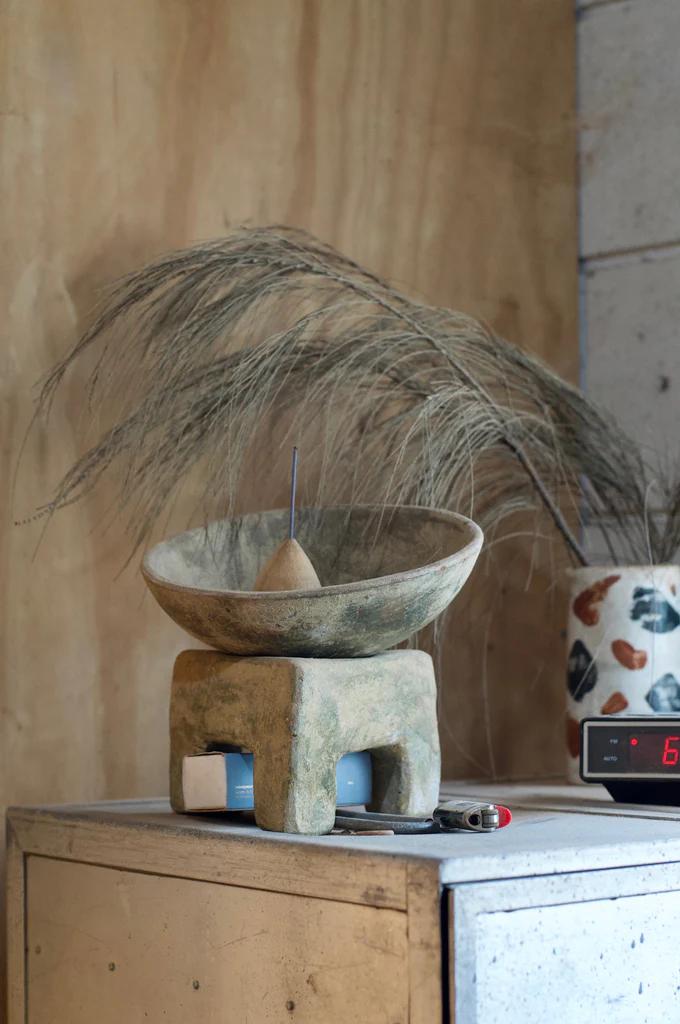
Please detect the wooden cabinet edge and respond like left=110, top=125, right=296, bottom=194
left=8, top=809, right=450, bottom=1022
left=407, top=861, right=444, bottom=1024
left=6, top=819, right=27, bottom=1024
left=6, top=808, right=410, bottom=911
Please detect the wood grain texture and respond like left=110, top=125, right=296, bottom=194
left=4, top=824, right=26, bottom=1024
left=1, top=0, right=577, bottom=1004
left=13, top=794, right=680, bottom=1022
left=25, top=857, right=409, bottom=1024
left=579, top=0, right=680, bottom=256
left=406, top=861, right=444, bottom=1024
left=18, top=795, right=680, bottom=894
left=9, top=805, right=408, bottom=911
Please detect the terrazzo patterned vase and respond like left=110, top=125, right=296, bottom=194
left=565, top=565, right=680, bottom=782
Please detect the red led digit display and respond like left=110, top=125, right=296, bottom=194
left=628, top=731, right=680, bottom=771
left=663, top=736, right=680, bottom=766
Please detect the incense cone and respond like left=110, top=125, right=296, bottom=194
left=254, top=538, right=322, bottom=592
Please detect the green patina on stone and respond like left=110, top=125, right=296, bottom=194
left=143, top=505, right=482, bottom=658
left=170, top=648, right=441, bottom=835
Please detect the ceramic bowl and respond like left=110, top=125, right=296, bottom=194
left=142, top=505, right=483, bottom=657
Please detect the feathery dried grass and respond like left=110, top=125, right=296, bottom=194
left=29, top=226, right=680, bottom=565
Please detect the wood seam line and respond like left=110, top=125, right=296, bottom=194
left=580, top=240, right=680, bottom=272
left=578, top=0, right=631, bottom=15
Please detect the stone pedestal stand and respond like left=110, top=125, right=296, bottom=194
left=170, top=648, right=441, bottom=835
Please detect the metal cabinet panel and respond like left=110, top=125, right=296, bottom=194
left=449, top=862, right=680, bottom=1023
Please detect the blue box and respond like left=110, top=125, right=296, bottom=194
left=182, top=749, right=372, bottom=812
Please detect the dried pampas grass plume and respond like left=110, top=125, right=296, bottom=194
left=27, top=226, right=680, bottom=565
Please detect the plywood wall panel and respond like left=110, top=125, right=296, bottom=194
left=579, top=0, right=680, bottom=257
left=1, top=0, right=577, bottom=1002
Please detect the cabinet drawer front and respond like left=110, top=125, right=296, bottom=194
left=474, top=891, right=679, bottom=1023
left=450, top=863, right=680, bottom=1024
left=26, top=856, right=408, bottom=1024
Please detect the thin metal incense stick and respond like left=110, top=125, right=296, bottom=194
left=289, top=446, right=298, bottom=540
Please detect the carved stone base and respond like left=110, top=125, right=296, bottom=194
left=170, top=648, right=441, bottom=835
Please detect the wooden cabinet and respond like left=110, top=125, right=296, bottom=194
left=24, top=859, right=409, bottom=1023
left=8, top=783, right=680, bottom=1022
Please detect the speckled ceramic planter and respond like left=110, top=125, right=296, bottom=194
left=566, top=564, right=680, bottom=781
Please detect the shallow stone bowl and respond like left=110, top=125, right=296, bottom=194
left=142, top=505, right=483, bottom=657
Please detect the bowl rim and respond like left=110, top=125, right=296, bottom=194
left=141, top=504, right=484, bottom=601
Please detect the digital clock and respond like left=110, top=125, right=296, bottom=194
left=580, top=716, right=680, bottom=804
